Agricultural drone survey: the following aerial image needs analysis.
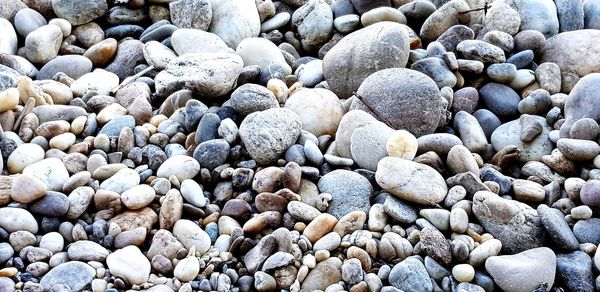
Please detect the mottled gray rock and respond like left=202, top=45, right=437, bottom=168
left=350, top=68, right=443, bottom=137
left=169, top=0, right=212, bottom=30
left=239, top=108, right=302, bottom=165
left=154, top=53, right=243, bottom=97
left=318, top=169, right=373, bottom=218
left=556, top=251, right=595, bottom=292
left=51, top=0, right=109, bottom=25
left=322, top=22, right=409, bottom=98
left=499, top=0, right=559, bottom=37
left=473, top=191, right=546, bottom=254
left=40, top=261, right=95, bottom=291
left=389, top=257, right=432, bottom=292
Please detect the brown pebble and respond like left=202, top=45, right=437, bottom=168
left=303, top=213, right=338, bottom=243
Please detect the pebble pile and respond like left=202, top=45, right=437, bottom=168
left=1, top=0, right=600, bottom=291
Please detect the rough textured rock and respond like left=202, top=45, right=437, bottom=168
left=473, top=191, right=546, bottom=254
left=322, top=22, right=409, bottom=98
left=350, top=68, right=443, bottom=137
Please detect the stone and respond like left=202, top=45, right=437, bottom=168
left=386, top=130, right=418, bottom=160
left=541, top=31, right=600, bottom=93
left=537, top=205, right=580, bottom=250
left=14, top=8, right=47, bottom=38
left=350, top=68, right=443, bottom=137
left=581, top=180, right=600, bottom=207
left=209, top=0, right=261, bottom=48
left=37, top=55, right=93, bottom=81
left=0, top=18, right=17, bottom=55
left=350, top=120, right=393, bottom=171
left=303, top=213, right=337, bottom=243
left=291, top=0, right=334, bottom=52
left=7, top=142, right=45, bottom=174
left=71, top=69, right=120, bottom=96
left=411, top=57, right=456, bottom=88
left=169, top=0, right=212, bottom=30
left=473, top=191, right=546, bottom=254
left=388, top=257, right=432, bottom=292
left=236, top=37, right=292, bottom=75
left=573, top=218, right=600, bottom=244
left=556, top=251, right=595, bottom=292
left=239, top=108, right=302, bottom=165
left=335, top=110, right=377, bottom=158
left=561, top=73, right=600, bottom=138
left=322, top=22, right=409, bottom=98
left=436, top=24, right=474, bottom=52
left=157, top=155, right=200, bottom=182
left=485, top=247, right=556, bottom=292
left=106, top=246, right=151, bottom=285
left=172, top=219, right=211, bottom=255
left=376, top=156, right=447, bottom=205
left=420, top=227, right=452, bottom=265
left=10, top=174, right=47, bottom=204
left=83, top=38, right=118, bottom=67
left=100, top=168, right=140, bottom=194
left=67, top=240, right=109, bottom=262
left=485, top=2, right=520, bottom=35
left=318, top=169, right=373, bottom=218
left=155, top=53, right=243, bottom=97
left=171, top=29, right=230, bottom=55
left=193, top=139, right=230, bottom=170
left=262, top=12, right=291, bottom=32
left=453, top=111, right=487, bottom=153
left=500, top=0, right=558, bottom=37
left=143, top=41, right=177, bottom=70
left=230, top=83, right=279, bottom=116
left=491, top=115, right=554, bottom=162
left=456, top=40, right=505, bottom=63
left=557, top=138, right=600, bottom=161
left=301, top=258, right=342, bottom=291
left=40, top=262, right=95, bottom=291
left=25, top=25, right=63, bottom=64
left=420, top=0, right=470, bottom=42
left=51, top=0, right=109, bottom=25
left=23, top=158, right=69, bottom=192
left=285, top=88, right=344, bottom=136
left=0, top=207, right=38, bottom=234
left=121, top=184, right=156, bottom=210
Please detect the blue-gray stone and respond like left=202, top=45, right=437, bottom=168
left=285, top=144, right=306, bottom=165
left=104, top=24, right=144, bottom=40
left=555, top=0, right=584, bottom=32
left=479, top=83, right=520, bottom=119
left=506, top=49, right=534, bottom=69
left=389, top=257, right=432, bottom=292
left=140, top=24, right=177, bottom=43
left=573, top=218, right=600, bottom=245
left=195, top=113, right=221, bottom=144
left=473, top=109, right=501, bottom=140
left=556, top=251, right=594, bottom=292
left=537, top=204, right=580, bottom=251
left=98, top=115, right=135, bottom=137
left=193, top=139, right=230, bottom=170
left=584, top=0, right=600, bottom=29
left=318, top=169, right=373, bottom=218
left=481, top=168, right=512, bottom=194
left=29, top=191, right=70, bottom=217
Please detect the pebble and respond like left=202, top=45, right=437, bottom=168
left=473, top=191, right=546, bottom=254
left=556, top=251, right=595, bottom=291
left=452, top=264, right=475, bottom=282
left=301, top=257, right=342, bottom=291
left=156, top=155, right=200, bottom=182
left=323, top=22, right=409, bottom=98
left=24, top=24, right=63, bottom=64
left=485, top=247, right=556, bottom=292
left=239, top=108, right=302, bottom=165
left=389, top=257, right=432, bottom=292
left=376, top=156, right=447, bottom=205
left=12, top=173, right=46, bottom=206
left=537, top=204, right=580, bottom=251
left=350, top=67, right=443, bottom=137
left=40, top=261, right=95, bottom=291
left=209, top=0, right=260, bottom=48
left=173, top=219, right=211, bottom=255
left=107, top=246, right=151, bottom=285
left=285, top=88, right=344, bottom=136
